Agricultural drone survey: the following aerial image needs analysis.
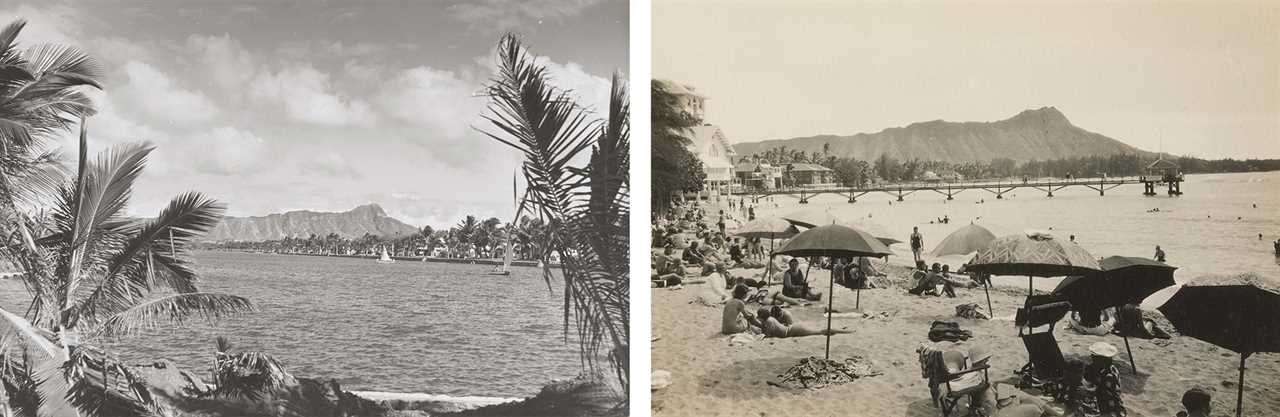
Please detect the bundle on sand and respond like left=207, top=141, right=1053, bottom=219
left=768, top=356, right=882, bottom=390
left=955, top=303, right=991, bottom=320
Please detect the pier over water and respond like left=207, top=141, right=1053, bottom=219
left=731, top=174, right=1186, bottom=204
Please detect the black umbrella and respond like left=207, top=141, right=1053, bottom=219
left=1052, top=256, right=1177, bottom=373
left=775, top=224, right=892, bottom=360
left=733, top=216, right=800, bottom=284
left=1158, top=273, right=1280, bottom=417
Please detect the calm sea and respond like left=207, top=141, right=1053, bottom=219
left=0, top=252, right=582, bottom=399
left=744, top=171, right=1280, bottom=305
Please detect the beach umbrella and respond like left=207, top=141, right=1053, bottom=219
left=1158, top=273, right=1280, bottom=417
left=784, top=210, right=900, bottom=246
left=965, top=231, right=1101, bottom=316
left=930, top=223, right=998, bottom=257
left=775, top=224, right=892, bottom=360
left=733, top=216, right=800, bottom=283
left=1052, top=256, right=1177, bottom=374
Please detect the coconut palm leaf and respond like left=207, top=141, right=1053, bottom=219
left=95, top=293, right=254, bottom=339
left=74, top=192, right=226, bottom=326
left=479, top=34, right=629, bottom=396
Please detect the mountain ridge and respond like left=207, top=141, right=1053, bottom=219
left=203, top=203, right=419, bottom=242
left=729, top=107, right=1154, bottom=163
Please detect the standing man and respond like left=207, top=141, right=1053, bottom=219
left=717, top=211, right=726, bottom=234
left=910, top=226, right=925, bottom=264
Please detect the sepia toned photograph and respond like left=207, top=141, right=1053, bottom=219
left=650, top=1, right=1278, bottom=417
left=0, top=1, right=629, bottom=417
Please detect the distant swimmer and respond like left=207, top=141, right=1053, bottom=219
left=1070, top=235, right=1077, bottom=243
left=1253, top=203, right=1257, bottom=208
left=1261, top=233, right=1265, bottom=241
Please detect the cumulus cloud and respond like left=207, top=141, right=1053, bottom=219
left=187, top=34, right=257, bottom=98
left=375, top=66, right=483, bottom=139
left=114, top=61, right=221, bottom=126
left=250, top=64, right=377, bottom=126
left=188, top=127, right=269, bottom=175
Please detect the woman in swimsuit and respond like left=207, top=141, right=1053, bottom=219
left=757, top=306, right=852, bottom=338
left=722, top=285, right=762, bottom=335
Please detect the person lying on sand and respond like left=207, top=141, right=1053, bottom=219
left=652, top=247, right=685, bottom=287
left=1067, top=307, right=1115, bottom=336
left=757, top=305, right=851, bottom=338
left=722, top=285, right=763, bottom=335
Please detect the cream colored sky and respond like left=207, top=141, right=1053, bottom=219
left=654, top=0, right=1280, bottom=159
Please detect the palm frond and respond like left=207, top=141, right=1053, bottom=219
left=95, top=293, right=254, bottom=339
left=74, top=192, right=225, bottom=326
left=0, top=307, right=60, bottom=359
left=478, top=34, right=629, bottom=396
left=210, top=349, right=291, bottom=401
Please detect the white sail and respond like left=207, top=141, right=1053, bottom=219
left=378, top=246, right=394, bottom=263
left=501, top=238, right=514, bottom=272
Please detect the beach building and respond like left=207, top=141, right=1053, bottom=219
left=921, top=171, right=943, bottom=183
left=684, top=125, right=737, bottom=196
left=734, top=161, right=784, bottom=191
left=658, top=79, right=739, bottom=198
left=785, top=163, right=836, bottom=188
left=940, top=171, right=964, bottom=182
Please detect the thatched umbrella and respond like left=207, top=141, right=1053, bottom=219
left=775, top=224, right=892, bottom=359
left=1159, top=273, right=1280, bottom=417
left=930, top=223, right=998, bottom=257
left=732, top=216, right=799, bottom=283
left=1052, top=256, right=1177, bottom=374
left=965, top=231, right=1100, bottom=316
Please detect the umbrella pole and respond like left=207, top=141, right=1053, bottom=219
left=825, top=257, right=835, bottom=361
left=1028, top=276, right=1033, bottom=295
left=1122, top=335, right=1137, bottom=374
left=983, top=280, right=993, bottom=319
left=1237, top=352, right=1249, bottom=417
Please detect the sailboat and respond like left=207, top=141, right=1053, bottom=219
left=489, top=171, right=521, bottom=276
left=376, top=245, right=395, bottom=264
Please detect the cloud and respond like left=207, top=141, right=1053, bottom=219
left=451, top=0, right=606, bottom=32
left=375, top=66, right=483, bottom=139
left=114, top=61, right=221, bottom=126
left=543, top=59, right=613, bottom=115
left=250, top=64, right=377, bottom=126
left=300, top=152, right=364, bottom=179
left=186, top=34, right=257, bottom=99
left=0, top=4, right=81, bottom=46
left=188, top=127, right=269, bottom=175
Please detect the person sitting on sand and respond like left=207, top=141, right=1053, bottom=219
left=1176, top=387, right=1212, bottom=417
left=1081, top=342, right=1125, bottom=417
left=1154, top=245, right=1166, bottom=262
left=683, top=241, right=720, bottom=276
left=1114, top=304, right=1171, bottom=339
left=758, top=305, right=851, bottom=338
left=938, top=264, right=958, bottom=297
left=1067, top=307, right=1115, bottom=336
left=653, top=247, right=685, bottom=287
left=729, top=238, right=744, bottom=264
left=722, top=284, right=763, bottom=335
left=782, top=258, right=823, bottom=301
left=908, top=260, right=932, bottom=295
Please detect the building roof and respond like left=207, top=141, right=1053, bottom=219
left=654, top=79, right=705, bottom=99
left=684, top=125, right=737, bottom=157
left=786, top=163, right=833, bottom=172
left=734, top=162, right=761, bottom=173
left=1147, top=158, right=1179, bottom=170
left=921, top=171, right=942, bottom=181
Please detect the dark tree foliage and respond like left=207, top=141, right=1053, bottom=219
left=651, top=81, right=706, bottom=213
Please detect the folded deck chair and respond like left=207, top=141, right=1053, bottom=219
left=937, top=350, right=992, bottom=417
left=1015, top=295, right=1073, bottom=401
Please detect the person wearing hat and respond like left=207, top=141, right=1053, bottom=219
left=1084, top=342, right=1126, bottom=417
left=782, top=258, right=822, bottom=301
left=1176, top=387, right=1211, bottom=417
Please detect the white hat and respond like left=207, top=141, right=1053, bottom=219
left=1089, top=342, right=1119, bottom=358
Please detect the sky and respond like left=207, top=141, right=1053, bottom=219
left=0, top=0, right=628, bottom=228
left=654, top=0, right=1280, bottom=159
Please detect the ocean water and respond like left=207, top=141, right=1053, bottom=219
left=740, top=171, right=1280, bottom=305
left=0, top=252, right=583, bottom=399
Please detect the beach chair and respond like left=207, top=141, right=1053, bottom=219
left=937, top=350, right=993, bottom=417
left=1015, top=295, right=1073, bottom=401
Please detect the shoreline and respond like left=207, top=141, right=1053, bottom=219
left=197, top=249, right=557, bottom=268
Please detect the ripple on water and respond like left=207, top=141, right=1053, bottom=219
left=0, top=252, right=587, bottom=398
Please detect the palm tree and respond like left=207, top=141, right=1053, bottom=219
left=0, top=123, right=255, bottom=416
left=479, top=34, right=629, bottom=397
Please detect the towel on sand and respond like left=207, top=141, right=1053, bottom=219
left=769, top=356, right=882, bottom=389
left=928, top=321, right=973, bottom=342
left=728, top=333, right=764, bottom=346
left=955, top=303, right=992, bottom=320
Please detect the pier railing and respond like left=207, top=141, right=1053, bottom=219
left=732, top=175, right=1182, bottom=203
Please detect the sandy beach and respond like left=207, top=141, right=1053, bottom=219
left=650, top=261, right=1280, bottom=417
